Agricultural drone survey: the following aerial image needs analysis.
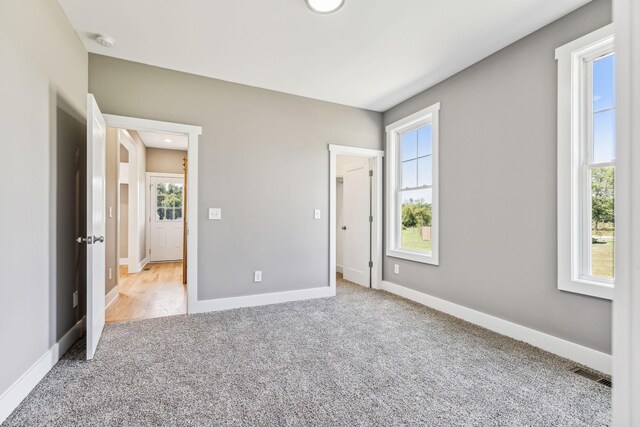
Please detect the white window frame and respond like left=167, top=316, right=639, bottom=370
left=386, top=102, right=440, bottom=265
left=556, top=24, right=615, bottom=300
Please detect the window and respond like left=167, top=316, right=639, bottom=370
left=556, top=24, right=615, bottom=299
left=386, top=103, right=440, bottom=265
left=155, top=182, right=184, bottom=221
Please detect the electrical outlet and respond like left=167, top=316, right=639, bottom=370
left=394, top=264, right=400, bottom=274
left=314, top=209, right=321, bottom=219
left=254, top=271, right=262, bottom=283
left=108, top=268, right=113, bottom=280
left=72, top=291, right=78, bottom=308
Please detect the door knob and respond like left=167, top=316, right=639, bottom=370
left=342, top=226, right=347, bottom=230
left=76, top=236, right=104, bottom=244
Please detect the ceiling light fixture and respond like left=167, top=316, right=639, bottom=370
left=95, top=34, right=115, bottom=48
left=164, top=138, right=173, bottom=143
left=305, top=0, right=344, bottom=14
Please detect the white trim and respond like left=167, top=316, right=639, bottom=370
left=336, top=264, right=343, bottom=274
left=103, top=114, right=200, bottom=315
left=328, top=144, right=384, bottom=291
left=137, top=257, right=149, bottom=273
left=612, top=0, right=639, bottom=423
left=103, top=114, right=202, bottom=137
left=556, top=25, right=615, bottom=300
left=105, top=285, right=119, bottom=308
left=145, top=172, right=185, bottom=263
left=119, top=258, right=128, bottom=265
left=380, top=281, right=612, bottom=374
left=190, top=286, right=335, bottom=313
left=0, top=318, right=85, bottom=424
left=385, top=103, right=440, bottom=266
left=117, top=129, right=140, bottom=275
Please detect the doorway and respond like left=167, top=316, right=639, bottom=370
left=107, top=128, right=189, bottom=323
left=329, top=145, right=384, bottom=292
left=337, top=155, right=373, bottom=287
left=83, top=97, right=201, bottom=359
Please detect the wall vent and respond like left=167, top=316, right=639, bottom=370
left=570, top=367, right=612, bottom=388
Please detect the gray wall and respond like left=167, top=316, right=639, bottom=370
left=89, top=55, right=382, bottom=299
left=147, top=148, right=186, bottom=174
left=0, top=0, right=88, bottom=397
left=382, top=0, right=612, bottom=353
left=120, top=184, right=129, bottom=258
left=105, top=127, right=118, bottom=294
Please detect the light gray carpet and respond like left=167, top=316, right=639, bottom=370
left=4, top=280, right=611, bottom=426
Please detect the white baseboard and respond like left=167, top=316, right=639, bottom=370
left=137, top=257, right=149, bottom=272
left=190, top=286, right=336, bottom=314
left=105, top=285, right=119, bottom=308
left=336, top=264, right=343, bottom=273
left=129, top=257, right=149, bottom=274
left=119, top=258, right=128, bottom=266
left=380, top=281, right=612, bottom=374
left=0, top=317, right=85, bottom=424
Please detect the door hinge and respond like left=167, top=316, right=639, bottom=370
left=369, top=170, right=373, bottom=177
left=369, top=261, right=373, bottom=268
left=369, top=215, right=373, bottom=223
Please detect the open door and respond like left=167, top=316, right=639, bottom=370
left=343, top=158, right=372, bottom=287
left=81, top=94, right=107, bottom=360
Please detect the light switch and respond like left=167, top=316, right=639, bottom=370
left=314, top=209, right=321, bottom=219
left=209, top=208, right=222, bottom=220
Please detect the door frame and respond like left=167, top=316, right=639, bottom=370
left=103, top=114, right=201, bottom=314
left=146, top=172, right=185, bottom=263
left=329, top=144, right=384, bottom=291
left=612, top=0, right=640, bottom=423
left=116, top=129, right=139, bottom=275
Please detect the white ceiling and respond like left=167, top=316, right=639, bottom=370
left=58, top=0, right=590, bottom=112
left=137, top=131, right=188, bottom=151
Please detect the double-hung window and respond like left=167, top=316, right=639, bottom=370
left=556, top=24, right=615, bottom=299
left=386, top=103, right=440, bottom=265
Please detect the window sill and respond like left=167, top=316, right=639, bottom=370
left=387, top=248, right=439, bottom=266
left=558, top=278, right=614, bottom=300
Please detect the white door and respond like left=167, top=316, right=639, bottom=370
left=343, top=159, right=371, bottom=287
left=85, top=95, right=106, bottom=360
left=150, top=176, right=184, bottom=261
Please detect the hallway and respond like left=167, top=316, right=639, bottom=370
left=106, top=262, right=186, bottom=323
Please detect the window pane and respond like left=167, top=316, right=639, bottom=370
left=175, top=208, right=183, bottom=220
left=417, top=156, right=432, bottom=187
left=401, top=130, right=417, bottom=161
left=400, top=188, right=433, bottom=254
left=166, top=208, right=174, bottom=220
left=590, top=166, right=615, bottom=279
left=593, top=110, right=615, bottom=164
left=401, top=159, right=417, bottom=189
left=417, top=124, right=432, bottom=157
left=593, top=54, right=615, bottom=112
left=157, top=208, right=165, bottom=221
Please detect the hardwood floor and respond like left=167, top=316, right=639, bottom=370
left=106, top=262, right=186, bottom=323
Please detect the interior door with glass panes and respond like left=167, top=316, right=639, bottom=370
left=150, top=175, right=184, bottom=261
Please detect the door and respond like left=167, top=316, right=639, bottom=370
left=84, top=95, right=106, bottom=360
left=343, top=158, right=371, bottom=287
left=150, top=175, right=184, bottom=261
